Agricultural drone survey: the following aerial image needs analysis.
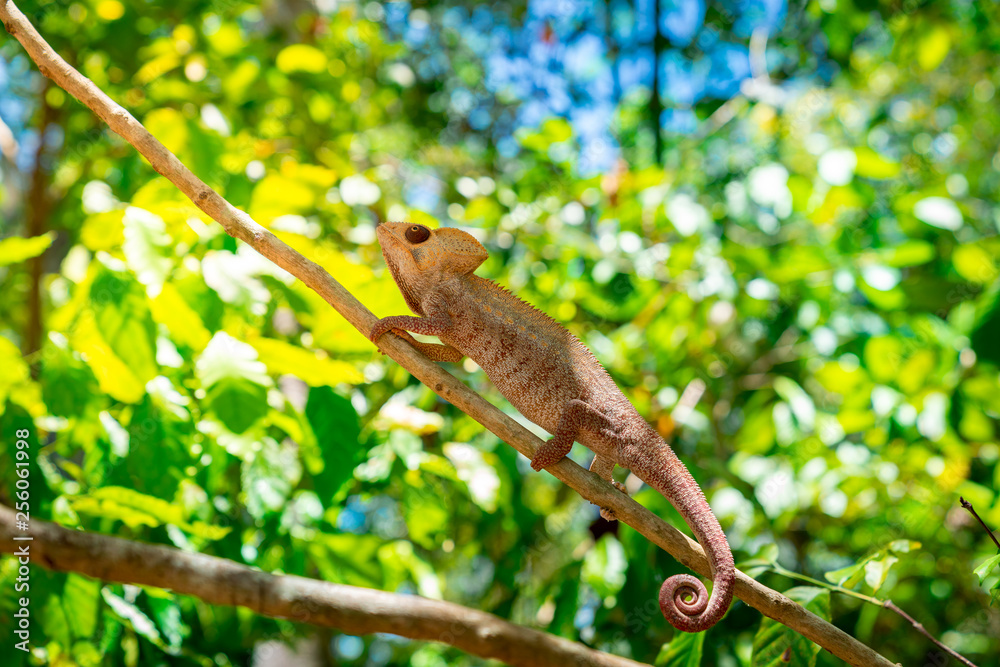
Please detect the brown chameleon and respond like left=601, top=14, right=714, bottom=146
left=369, top=221, right=734, bottom=632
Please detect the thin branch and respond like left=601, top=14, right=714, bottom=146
left=960, top=496, right=1000, bottom=551
left=769, top=564, right=979, bottom=667
left=0, top=506, right=647, bottom=667
left=883, top=601, right=977, bottom=667
left=0, top=3, right=897, bottom=666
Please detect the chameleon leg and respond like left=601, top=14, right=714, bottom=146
left=530, top=399, right=612, bottom=472
left=369, top=315, right=450, bottom=343
left=589, top=455, right=629, bottom=522
left=393, top=331, right=464, bottom=363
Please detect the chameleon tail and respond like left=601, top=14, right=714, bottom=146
left=633, top=436, right=735, bottom=632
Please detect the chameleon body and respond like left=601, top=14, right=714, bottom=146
left=369, top=222, right=735, bottom=632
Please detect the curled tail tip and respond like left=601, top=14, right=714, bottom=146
left=658, top=572, right=733, bottom=633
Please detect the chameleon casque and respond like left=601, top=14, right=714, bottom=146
left=369, top=221, right=735, bottom=632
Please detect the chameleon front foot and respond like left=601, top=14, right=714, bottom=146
left=529, top=438, right=573, bottom=471
left=368, top=317, right=403, bottom=343
left=598, top=481, right=629, bottom=521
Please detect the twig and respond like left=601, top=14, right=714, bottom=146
left=960, top=496, right=1000, bottom=551
left=770, top=564, right=979, bottom=667
left=0, top=2, right=897, bottom=665
left=0, top=506, right=647, bottom=667
left=883, top=601, right=978, bottom=667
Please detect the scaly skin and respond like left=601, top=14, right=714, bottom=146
left=369, top=221, right=734, bottom=632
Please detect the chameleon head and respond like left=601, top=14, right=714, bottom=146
left=375, top=222, right=488, bottom=307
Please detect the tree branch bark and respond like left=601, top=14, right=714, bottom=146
left=0, top=506, right=648, bottom=667
left=0, top=2, right=897, bottom=666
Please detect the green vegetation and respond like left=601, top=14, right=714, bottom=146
left=0, top=0, right=998, bottom=665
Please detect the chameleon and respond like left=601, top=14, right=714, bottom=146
left=369, top=221, right=735, bottom=632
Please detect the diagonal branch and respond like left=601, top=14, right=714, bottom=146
left=960, top=496, right=1000, bottom=551
left=0, top=2, right=895, bottom=665
left=0, top=506, right=648, bottom=667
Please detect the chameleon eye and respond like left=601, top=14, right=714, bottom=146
left=405, top=225, right=431, bottom=244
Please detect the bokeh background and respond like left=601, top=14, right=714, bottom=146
left=1, top=0, right=998, bottom=665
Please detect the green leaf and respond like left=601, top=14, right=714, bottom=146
left=824, top=561, right=866, bottom=588
left=309, top=533, right=386, bottom=587
left=147, top=596, right=188, bottom=650
left=864, top=555, right=898, bottom=592
left=101, top=589, right=164, bottom=648
left=542, top=117, right=574, bottom=142
left=582, top=534, right=628, bottom=598
left=71, top=641, right=103, bottom=667
left=122, top=206, right=172, bottom=289
left=974, top=554, right=1000, bottom=583
left=243, top=438, right=301, bottom=520
left=953, top=245, right=999, bottom=284
left=43, top=593, right=72, bottom=647
left=90, top=268, right=159, bottom=384
left=150, top=283, right=211, bottom=351
left=205, top=376, right=269, bottom=433
left=656, top=631, right=705, bottom=667
left=825, top=541, right=920, bottom=590
left=402, top=474, right=451, bottom=549
left=918, top=25, right=951, bottom=71
left=854, top=147, right=900, bottom=179
left=878, top=240, right=935, bottom=267
left=251, top=337, right=363, bottom=386
left=276, top=44, right=327, bottom=73
left=751, top=587, right=830, bottom=667
left=70, top=487, right=229, bottom=539
left=0, top=232, right=55, bottom=265
left=63, top=574, right=101, bottom=639
left=739, top=543, right=781, bottom=579
left=305, top=386, right=364, bottom=500
left=196, top=332, right=272, bottom=433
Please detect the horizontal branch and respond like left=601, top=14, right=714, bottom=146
left=0, top=506, right=647, bottom=667
left=0, top=2, right=895, bottom=666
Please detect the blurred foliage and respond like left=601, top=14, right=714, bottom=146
left=1, top=0, right=999, bottom=666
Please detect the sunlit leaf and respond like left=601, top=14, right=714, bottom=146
left=250, top=336, right=363, bottom=386
left=276, top=44, right=328, bottom=73
left=953, top=245, right=999, bottom=284
left=70, top=309, right=146, bottom=404
left=854, top=147, right=900, bottom=179
left=974, top=554, right=1000, bottom=583
left=81, top=210, right=126, bottom=251
left=70, top=486, right=229, bottom=539
left=0, top=232, right=55, bottom=265
left=656, top=631, right=705, bottom=667
left=143, top=107, right=189, bottom=154
left=878, top=240, right=935, bottom=267
left=150, top=283, right=211, bottom=351
left=864, top=554, right=898, bottom=592
left=250, top=174, right=317, bottom=219
left=918, top=25, right=951, bottom=71
left=122, top=206, right=173, bottom=290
